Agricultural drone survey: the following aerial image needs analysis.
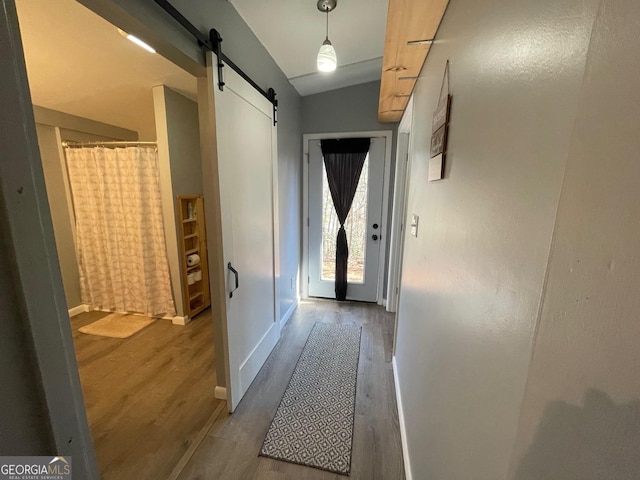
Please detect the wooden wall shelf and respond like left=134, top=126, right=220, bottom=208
left=378, top=0, right=450, bottom=122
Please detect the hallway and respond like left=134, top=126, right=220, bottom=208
left=177, top=300, right=404, bottom=479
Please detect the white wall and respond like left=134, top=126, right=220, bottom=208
left=394, top=0, right=600, bottom=478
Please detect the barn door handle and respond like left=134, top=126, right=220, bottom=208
left=227, top=262, right=239, bottom=298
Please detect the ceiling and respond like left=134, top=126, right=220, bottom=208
left=230, top=0, right=389, bottom=96
left=16, top=0, right=421, bottom=134
left=15, top=0, right=197, bottom=138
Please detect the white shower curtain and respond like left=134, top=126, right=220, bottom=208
left=65, top=146, right=176, bottom=317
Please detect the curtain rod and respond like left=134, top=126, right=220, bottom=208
left=61, top=141, right=157, bottom=148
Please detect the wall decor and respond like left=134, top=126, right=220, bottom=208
left=429, top=60, right=451, bottom=181
left=428, top=154, right=444, bottom=181
left=430, top=124, right=448, bottom=157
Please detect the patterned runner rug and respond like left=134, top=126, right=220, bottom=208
left=260, top=322, right=362, bottom=475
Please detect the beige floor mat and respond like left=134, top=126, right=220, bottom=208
left=79, top=313, right=156, bottom=339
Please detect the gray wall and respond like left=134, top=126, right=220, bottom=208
left=154, top=85, right=202, bottom=318
left=36, top=124, right=83, bottom=308
left=0, top=212, right=55, bottom=454
left=509, top=1, right=640, bottom=477
left=394, top=0, right=640, bottom=479
left=302, top=81, right=391, bottom=135
left=160, top=87, right=203, bottom=197
left=394, top=0, right=598, bottom=477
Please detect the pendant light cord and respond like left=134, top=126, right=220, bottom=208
left=325, top=8, right=329, bottom=41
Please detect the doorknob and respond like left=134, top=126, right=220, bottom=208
left=227, top=262, right=239, bottom=298
left=373, top=223, right=379, bottom=229
left=372, top=234, right=379, bottom=241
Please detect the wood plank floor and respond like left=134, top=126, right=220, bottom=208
left=71, top=309, right=221, bottom=480
left=177, top=300, right=405, bottom=480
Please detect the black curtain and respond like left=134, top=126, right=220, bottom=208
left=321, top=138, right=371, bottom=301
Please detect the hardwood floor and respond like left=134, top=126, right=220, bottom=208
left=177, top=300, right=405, bottom=480
left=71, top=309, right=221, bottom=480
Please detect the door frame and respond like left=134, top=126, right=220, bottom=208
left=391, top=96, right=415, bottom=355
left=302, top=130, right=393, bottom=304
left=386, top=96, right=414, bottom=313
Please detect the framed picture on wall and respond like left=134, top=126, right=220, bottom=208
left=432, top=94, right=451, bottom=134
left=430, top=124, right=448, bottom=158
left=429, top=61, right=451, bottom=181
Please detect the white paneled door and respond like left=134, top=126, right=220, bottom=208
left=308, top=137, right=386, bottom=302
left=208, top=52, right=279, bottom=412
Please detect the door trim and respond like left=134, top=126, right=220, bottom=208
left=302, top=130, right=393, bottom=304
left=386, top=96, right=414, bottom=313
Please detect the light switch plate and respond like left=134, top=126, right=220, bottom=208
left=410, top=214, right=419, bottom=237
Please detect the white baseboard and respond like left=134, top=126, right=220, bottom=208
left=392, top=356, right=412, bottom=480
left=279, top=299, right=298, bottom=330
left=69, top=305, right=187, bottom=325
left=169, top=315, right=190, bottom=326
left=214, top=386, right=227, bottom=401
left=238, top=322, right=278, bottom=395
left=68, top=304, right=89, bottom=317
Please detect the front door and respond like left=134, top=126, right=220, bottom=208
left=308, top=137, right=386, bottom=302
left=207, top=53, right=279, bottom=412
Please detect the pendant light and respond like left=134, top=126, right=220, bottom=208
left=317, top=0, right=337, bottom=72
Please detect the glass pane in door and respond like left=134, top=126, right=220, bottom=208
left=321, top=154, right=369, bottom=283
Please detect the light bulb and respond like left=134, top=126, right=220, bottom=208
left=317, top=40, right=337, bottom=72
left=127, top=34, right=156, bottom=53
left=117, top=28, right=155, bottom=53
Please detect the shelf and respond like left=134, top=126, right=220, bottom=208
left=190, top=304, right=207, bottom=317
left=177, top=195, right=210, bottom=322
left=189, top=292, right=204, bottom=302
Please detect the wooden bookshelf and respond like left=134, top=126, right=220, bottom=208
left=177, top=195, right=211, bottom=319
